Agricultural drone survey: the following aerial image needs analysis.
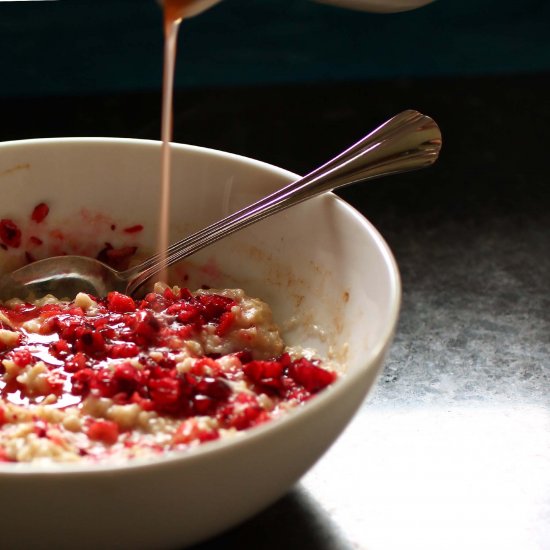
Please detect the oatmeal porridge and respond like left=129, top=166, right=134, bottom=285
left=0, top=283, right=337, bottom=464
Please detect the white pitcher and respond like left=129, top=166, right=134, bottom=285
left=184, top=0, right=435, bottom=17
left=313, top=0, right=435, bottom=12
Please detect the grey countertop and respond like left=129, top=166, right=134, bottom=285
left=299, top=211, right=550, bottom=550
left=1, top=73, right=548, bottom=549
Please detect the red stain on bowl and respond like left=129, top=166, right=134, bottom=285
left=29, top=236, right=43, bottom=246
left=0, top=219, right=22, bottom=248
left=199, top=259, right=223, bottom=282
left=123, top=225, right=144, bottom=234
left=97, top=243, right=138, bottom=270
left=0, top=203, right=146, bottom=269
left=31, top=203, right=49, bottom=224
left=49, top=229, right=64, bottom=241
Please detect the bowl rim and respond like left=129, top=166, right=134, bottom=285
left=0, top=137, right=401, bottom=476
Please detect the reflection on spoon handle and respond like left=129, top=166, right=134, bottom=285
left=126, top=109, right=441, bottom=295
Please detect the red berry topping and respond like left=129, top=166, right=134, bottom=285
left=287, top=358, right=337, bottom=393
left=0, top=286, right=338, bottom=457
left=64, top=352, right=87, bottom=373
left=173, top=419, right=219, bottom=445
left=217, top=393, right=265, bottom=431
left=107, top=291, right=136, bottom=313
left=108, top=342, right=139, bottom=359
left=149, top=377, right=181, bottom=411
left=3, top=303, right=37, bottom=324
left=50, top=339, right=70, bottom=358
left=131, top=310, right=161, bottom=345
left=0, top=448, right=12, bottom=462
left=216, top=311, right=234, bottom=337
left=87, top=420, right=119, bottom=445
left=12, top=349, right=33, bottom=367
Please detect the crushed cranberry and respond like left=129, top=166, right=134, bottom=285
left=173, top=419, right=219, bottom=445
left=0, top=287, right=338, bottom=456
left=108, top=342, right=139, bottom=359
left=12, top=349, right=33, bottom=367
left=0, top=447, right=12, bottom=462
left=216, top=311, right=234, bottom=337
left=0, top=219, right=22, bottom=248
left=217, top=393, right=268, bottom=431
left=107, top=291, right=136, bottom=313
left=191, top=357, right=221, bottom=377
left=197, top=293, right=235, bottom=322
left=131, top=310, right=161, bottom=345
left=4, top=303, right=38, bottom=324
left=31, top=202, right=49, bottom=223
left=287, top=357, right=337, bottom=393
left=46, top=372, right=65, bottom=395
left=34, top=420, right=48, bottom=438
left=50, top=339, right=70, bottom=358
left=87, top=420, right=119, bottom=445
left=73, top=327, right=106, bottom=356
left=64, top=352, right=87, bottom=373
left=72, top=368, right=94, bottom=395
left=148, top=377, right=182, bottom=412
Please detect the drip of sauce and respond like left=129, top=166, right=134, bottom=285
left=158, top=0, right=194, bottom=282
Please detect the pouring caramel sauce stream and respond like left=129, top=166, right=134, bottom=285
left=158, top=0, right=194, bottom=282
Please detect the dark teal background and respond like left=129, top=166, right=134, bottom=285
left=1, top=0, right=550, bottom=97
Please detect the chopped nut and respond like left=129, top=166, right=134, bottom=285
left=74, top=292, right=97, bottom=311
left=62, top=414, right=82, bottom=432
left=107, top=403, right=141, bottom=430
left=0, top=329, right=19, bottom=348
left=16, top=361, right=50, bottom=395
left=2, top=359, right=19, bottom=379
left=0, top=311, right=14, bottom=329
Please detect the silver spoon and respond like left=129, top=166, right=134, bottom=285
left=0, top=110, right=441, bottom=300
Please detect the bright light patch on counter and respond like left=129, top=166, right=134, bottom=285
left=302, top=403, right=550, bottom=550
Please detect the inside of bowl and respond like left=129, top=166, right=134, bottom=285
left=0, top=138, right=400, bottom=377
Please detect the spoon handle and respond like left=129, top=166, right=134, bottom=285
left=126, top=109, right=441, bottom=294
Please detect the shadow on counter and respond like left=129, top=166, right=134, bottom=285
left=190, top=487, right=355, bottom=550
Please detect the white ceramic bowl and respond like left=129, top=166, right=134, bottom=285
left=0, top=138, right=400, bottom=549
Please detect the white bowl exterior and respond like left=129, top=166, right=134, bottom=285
left=0, top=139, right=400, bottom=549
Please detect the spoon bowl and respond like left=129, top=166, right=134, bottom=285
left=0, top=110, right=440, bottom=300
